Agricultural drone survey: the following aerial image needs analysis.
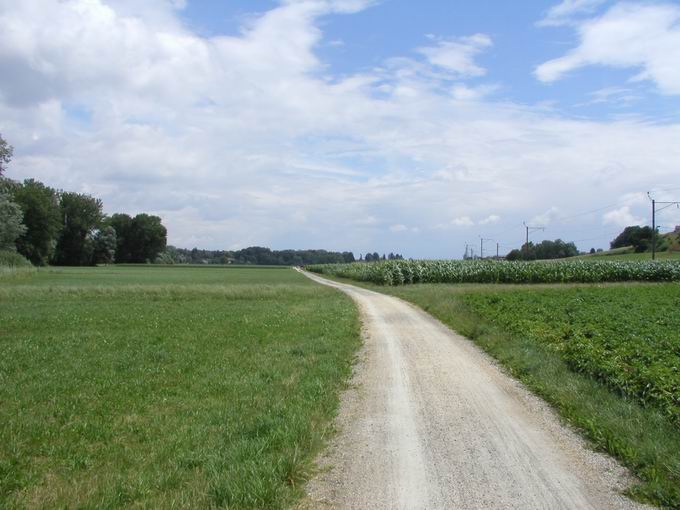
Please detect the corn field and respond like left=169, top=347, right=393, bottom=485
left=306, top=259, right=680, bottom=285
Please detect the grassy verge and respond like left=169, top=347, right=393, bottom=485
left=575, top=250, right=680, bottom=261
left=0, top=250, right=35, bottom=281
left=0, top=266, right=360, bottom=509
left=336, top=278, right=679, bottom=508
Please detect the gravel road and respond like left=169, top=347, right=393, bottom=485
left=300, top=270, right=652, bottom=510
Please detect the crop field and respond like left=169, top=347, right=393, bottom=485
left=461, top=286, right=680, bottom=424
left=359, top=280, right=680, bottom=507
left=307, top=259, right=680, bottom=285
left=0, top=266, right=360, bottom=509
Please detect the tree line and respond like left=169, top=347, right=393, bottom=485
left=1, top=133, right=167, bottom=266
left=158, top=246, right=357, bottom=266
left=362, top=252, right=404, bottom=261
left=501, top=226, right=677, bottom=261
left=505, top=239, right=579, bottom=261
left=155, top=247, right=407, bottom=266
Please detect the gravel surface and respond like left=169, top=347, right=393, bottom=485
left=299, top=270, right=653, bottom=510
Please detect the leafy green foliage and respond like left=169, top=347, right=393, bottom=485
left=0, top=133, right=12, bottom=176
left=611, top=226, right=656, bottom=253
left=92, top=226, right=117, bottom=264
left=105, top=213, right=167, bottom=263
left=506, top=239, right=579, bottom=260
left=12, top=179, right=62, bottom=265
left=0, top=189, right=26, bottom=250
left=127, top=213, right=167, bottom=263
left=308, top=259, right=680, bottom=285
left=0, top=266, right=360, bottom=509
left=461, top=286, right=680, bottom=425
left=0, top=250, right=34, bottom=280
left=53, top=191, right=104, bottom=266
left=0, top=250, right=31, bottom=267
left=160, top=246, right=358, bottom=265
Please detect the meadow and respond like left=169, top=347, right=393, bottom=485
left=575, top=250, right=680, bottom=261
left=360, top=280, right=680, bottom=508
left=0, top=265, right=360, bottom=509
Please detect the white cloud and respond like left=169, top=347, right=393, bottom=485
left=536, top=3, right=680, bottom=95
left=0, top=1, right=678, bottom=257
left=585, top=86, right=641, bottom=106
left=417, top=34, right=492, bottom=77
left=530, top=207, right=560, bottom=226
left=603, top=206, right=645, bottom=227
left=389, top=224, right=408, bottom=232
left=479, top=214, right=501, bottom=225
left=537, top=0, right=606, bottom=27
left=452, top=216, right=475, bottom=227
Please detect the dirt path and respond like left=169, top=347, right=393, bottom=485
left=299, top=270, right=652, bottom=510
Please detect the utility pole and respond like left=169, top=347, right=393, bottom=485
left=480, top=237, right=493, bottom=259
left=496, top=242, right=499, bottom=259
left=647, top=192, right=680, bottom=260
left=652, top=198, right=656, bottom=260
left=522, top=222, right=545, bottom=255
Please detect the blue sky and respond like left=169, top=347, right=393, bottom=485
left=1, top=0, right=679, bottom=257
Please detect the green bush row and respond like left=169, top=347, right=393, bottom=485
left=0, top=249, right=32, bottom=267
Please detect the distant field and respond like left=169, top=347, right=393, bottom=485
left=575, top=249, right=680, bottom=261
left=0, top=266, right=360, bottom=509
left=364, top=281, right=680, bottom=507
left=12, top=264, right=296, bottom=287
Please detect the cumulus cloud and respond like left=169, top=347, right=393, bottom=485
left=0, top=0, right=678, bottom=257
left=418, top=34, right=492, bottom=77
left=452, top=216, right=475, bottom=227
left=535, top=3, right=680, bottom=95
left=603, top=206, right=645, bottom=227
left=479, top=214, right=501, bottom=225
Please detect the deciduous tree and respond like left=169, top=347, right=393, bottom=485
left=53, top=192, right=104, bottom=265
left=611, top=226, right=656, bottom=253
left=0, top=190, right=26, bottom=250
left=13, top=179, right=62, bottom=265
left=93, top=226, right=117, bottom=265
left=0, top=133, right=12, bottom=176
left=128, top=213, right=167, bottom=263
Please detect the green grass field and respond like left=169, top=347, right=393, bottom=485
left=0, top=266, right=360, bottom=509
left=351, top=280, right=680, bottom=508
left=575, top=250, right=680, bottom=261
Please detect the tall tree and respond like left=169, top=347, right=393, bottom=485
left=105, top=213, right=134, bottom=262
left=92, top=226, right=117, bottom=265
left=611, top=226, right=656, bottom=253
left=128, top=213, right=167, bottom=263
left=0, top=190, right=26, bottom=251
left=0, top=133, right=12, bottom=176
left=53, top=192, right=104, bottom=265
left=13, top=179, right=62, bottom=265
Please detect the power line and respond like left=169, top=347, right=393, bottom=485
left=479, top=236, right=494, bottom=259
left=523, top=221, right=545, bottom=248
left=552, top=202, right=623, bottom=223
left=648, top=192, right=680, bottom=260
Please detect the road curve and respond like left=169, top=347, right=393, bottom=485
left=300, top=270, right=651, bottom=510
